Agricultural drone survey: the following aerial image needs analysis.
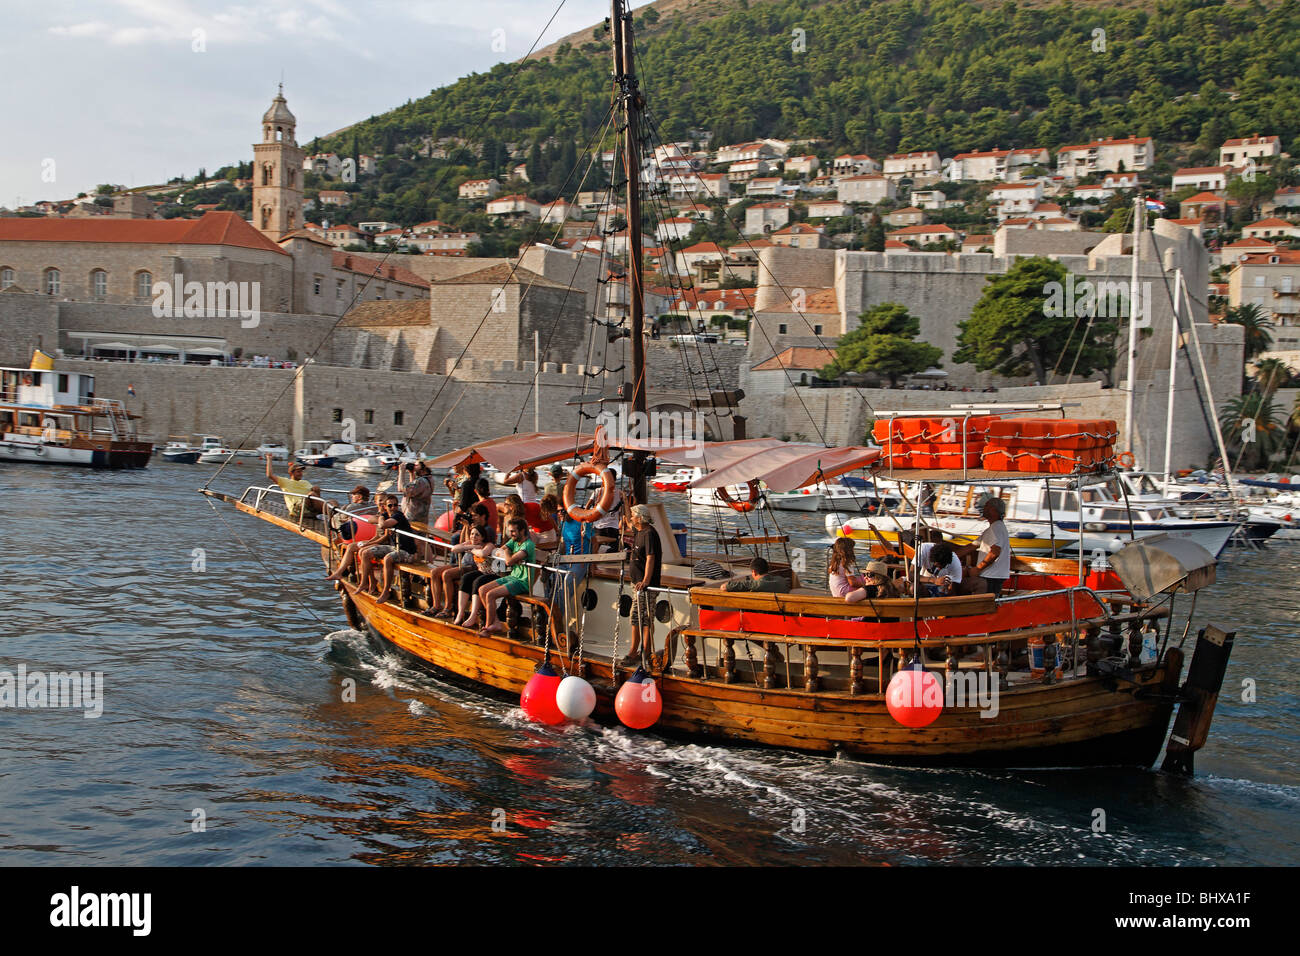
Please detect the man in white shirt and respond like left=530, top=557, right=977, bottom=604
left=957, top=497, right=1011, bottom=596
left=913, top=541, right=962, bottom=596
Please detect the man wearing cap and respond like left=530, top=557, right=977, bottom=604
left=624, top=504, right=661, bottom=666
left=266, top=455, right=321, bottom=521
left=543, top=464, right=566, bottom=502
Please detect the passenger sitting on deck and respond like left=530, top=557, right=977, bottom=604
left=435, top=521, right=494, bottom=620
left=326, top=492, right=392, bottom=585
left=373, top=497, right=425, bottom=605
left=913, top=541, right=962, bottom=597
left=722, top=556, right=791, bottom=593
left=473, top=518, right=536, bottom=637
left=955, top=497, right=1011, bottom=597
left=499, top=493, right=525, bottom=527
left=327, top=485, right=372, bottom=541
left=828, top=538, right=866, bottom=602
left=532, top=494, right=559, bottom=549
left=267, top=455, right=321, bottom=521
left=355, top=495, right=411, bottom=595
left=862, top=561, right=901, bottom=599
left=474, top=478, right=499, bottom=537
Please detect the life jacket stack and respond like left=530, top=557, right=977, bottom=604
left=872, top=416, right=1001, bottom=470
left=981, top=418, right=1119, bottom=474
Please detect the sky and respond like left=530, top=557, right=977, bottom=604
left=0, top=0, right=653, bottom=208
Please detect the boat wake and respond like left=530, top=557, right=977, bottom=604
left=318, top=626, right=1235, bottom=865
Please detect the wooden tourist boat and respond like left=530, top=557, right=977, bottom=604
left=1, top=352, right=151, bottom=469
left=201, top=1, right=1235, bottom=771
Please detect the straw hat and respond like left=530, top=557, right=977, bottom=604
left=864, top=560, right=891, bottom=577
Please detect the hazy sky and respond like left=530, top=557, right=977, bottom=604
left=1, top=0, right=652, bottom=208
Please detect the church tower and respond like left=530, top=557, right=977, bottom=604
left=252, top=85, right=305, bottom=239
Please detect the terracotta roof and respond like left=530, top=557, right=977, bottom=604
left=890, top=206, right=924, bottom=215
left=0, top=211, right=289, bottom=255
left=665, top=288, right=756, bottom=311
left=752, top=346, right=838, bottom=372
left=772, top=223, right=822, bottom=235
left=952, top=148, right=1012, bottom=161
left=885, top=151, right=939, bottom=159
left=680, top=242, right=725, bottom=254
left=1236, top=251, right=1300, bottom=265
left=340, top=300, right=431, bottom=327
left=993, top=183, right=1039, bottom=191
left=887, top=223, right=958, bottom=236
left=1182, top=192, right=1229, bottom=204
left=1224, top=237, right=1279, bottom=249
left=1168, top=218, right=1203, bottom=226
left=764, top=288, right=839, bottom=314
left=435, top=262, right=565, bottom=289
left=1175, top=165, right=1232, bottom=176
left=963, top=235, right=994, bottom=243
left=332, top=252, right=430, bottom=288
left=1223, top=136, right=1279, bottom=147
left=1247, top=217, right=1296, bottom=229
left=884, top=239, right=911, bottom=249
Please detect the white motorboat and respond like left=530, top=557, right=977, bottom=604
left=256, top=440, right=290, bottom=462
left=345, top=441, right=419, bottom=475
left=766, top=488, right=825, bottom=511
left=293, top=440, right=338, bottom=468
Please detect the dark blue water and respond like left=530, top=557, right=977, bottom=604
left=0, top=462, right=1296, bottom=865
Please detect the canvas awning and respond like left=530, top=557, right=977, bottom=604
left=689, top=444, right=883, bottom=493
left=90, top=342, right=134, bottom=351
left=1108, top=534, right=1217, bottom=600
left=186, top=347, right=226, bottom=355
left=423, top=432, right=596, bottom=472
left=618, top=437, right=786, bottom=468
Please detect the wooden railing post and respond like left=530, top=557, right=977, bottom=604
left=763, top=641, right=784, bottom=689
left=684, top=633, right=703, bottom=679
left=721, top=638, right=736, bottom=684
left=849, top=646, right=864, bottom=695
left=803, top=644, right=819, bottom=693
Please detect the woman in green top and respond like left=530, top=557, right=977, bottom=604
left=474, top=517, right=535, bottom=636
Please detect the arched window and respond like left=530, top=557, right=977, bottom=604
left=91, top=269, right=108, bottom=298
left=262, top=163, right=273, bottom=186
left=44, top=268, right=61, bottom=295
left=0, top=268, right=14, bottom=289
left=287, top=168, right=296, bottom=187
left=261, top=207, right=271, bottom=230
left=135, top=272, right=153, bottom=298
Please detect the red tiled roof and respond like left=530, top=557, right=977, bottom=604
left=887, top=223, right=958, bottom=236
left=1247, top=217, right=1295, bottom=229
left=752, top=347, right=838, bottom=372
left=680, top=242, right=725, bottom=254
left=1236, top=251, right=1300, bottom=265
left=772, top=223, right=822, bottom=235
left=1182, top=192, right=1229, bottom=204
left=1223, top=136, right=1279, bottom=147
left=332, top=252, right=430, bottom=288
left=0, top=211, right=290, bottom=255
left=1175, top=165, right=1232, bottom=176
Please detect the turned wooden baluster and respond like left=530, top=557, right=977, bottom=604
left=684, top=633, right=703, bottom=679
left=721, top=638, right=736, bottom=684
left=849, top=646, right=864, bottom=695
left=803, top=644, right=819, bottom=693
left=763, top=642, right=784, bottom=689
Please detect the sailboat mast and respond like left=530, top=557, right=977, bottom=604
left=1124, top=194, right=1143, bottom=461
left=614, top=0, right=648, bottom=503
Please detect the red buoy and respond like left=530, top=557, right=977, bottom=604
left=885, top=658, right=943, bottom=728
left=614, top=667, right=662, bottom=729
left=520, top=662, right=565, bottom=725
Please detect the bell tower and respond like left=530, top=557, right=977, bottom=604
left=252, top=84, right=305, bottom=238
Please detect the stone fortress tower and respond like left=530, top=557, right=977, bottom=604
left=252, top=85, right=305, bottom=239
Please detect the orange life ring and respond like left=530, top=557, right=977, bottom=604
left=563, top=463, right=616, bottom=523
left=716, top=480, right=760, bottom=513
left=1116, top=451, right=1136, bottom=468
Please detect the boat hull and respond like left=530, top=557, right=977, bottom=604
left=0, top=438, right=151, bottom=469
left=341, top=583, right=1181, bottom=768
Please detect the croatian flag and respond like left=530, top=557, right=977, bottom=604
left=1145, top=198, right=1166, bottom=212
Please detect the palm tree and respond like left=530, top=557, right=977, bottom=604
left=1220, top=392, right=1285, bottom=470
left=1251, top=357, right=1292, bottom=399
left=1223, top=303, right=1274, bottom=360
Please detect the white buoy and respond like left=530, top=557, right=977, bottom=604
left=555, top=675, right=597, bottom=721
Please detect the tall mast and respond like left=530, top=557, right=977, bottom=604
left=1124, top=194, right=1142, bottom=462
left=613, top=0, right=648, bottom=503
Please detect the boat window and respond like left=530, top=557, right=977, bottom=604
left=19, top=412, right=41, bottom=427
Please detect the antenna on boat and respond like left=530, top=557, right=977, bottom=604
left=612, top=0, right=648, bottom=505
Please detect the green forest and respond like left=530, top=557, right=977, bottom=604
left=203, top=0, right=1300, bottom=231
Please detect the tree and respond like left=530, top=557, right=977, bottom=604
left=1220, top=392, right=1285, bottom=470
left=1224, top=303, right=1274, bottom=360
left=864, top=214, right=885, bottom=252
left=1252, top=357, right=1292, bottom=398
left=822, top=303, right=942, bottom=388
left=954, top=257, right=1117, bottom=384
